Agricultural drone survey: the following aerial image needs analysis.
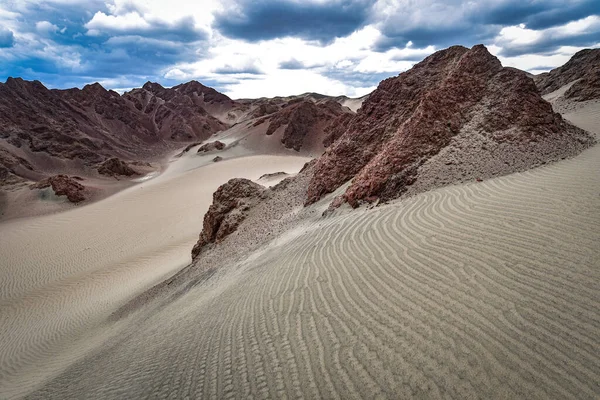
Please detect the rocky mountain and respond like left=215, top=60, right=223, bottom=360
left=305, top=45, right=594, bottom=208
left=0, top=76, right=366, bottom=187
left=252, top=98, right=351, bottom=151
left=534, top=48, right=600, bottom=101
left=123, top=81, right=230, bottom=139
left=0, top=79, right=234, bottom=186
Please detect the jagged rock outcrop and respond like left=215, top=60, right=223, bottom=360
left=0, top=79, right=139, bottom=165
left=30, top=175, right=87, bottom=203
left=0, top=78, right=236, bottom=186
left=259, top=171, right=288, bottom=180
left=123, top=81, right=230, bottom=140
left=0, top=147, right=34, bottom=185
left=535, top=48, right=600, bottom=100
left=264, top=99, right=349, bottom=151
left=306, top=45, right=594, bottom=208
left=197, top=141, right=225, bottom=153
left=191, top=179, right=267, bottom=258
left=97, top=157, right=139, bottom=177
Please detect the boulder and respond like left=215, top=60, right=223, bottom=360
left=31, top=175, right=87, bottom=203
left=192, top=178, right=267, bottom=259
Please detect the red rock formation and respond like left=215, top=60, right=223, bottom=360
left=97, top=157, right=139, bottom=177
left=264, top=99, right=349, bottom=151
left=30, top=175, right=87, bottom=203
left=306, top=45, right=592, bottom=207
left=123, top=81, right=230, bottom=140
left=197, top=141, right=226, bottom=153
left=192, top=178, right=267, bottom=258
left=535, top=48, right=600, bottom=100
left=0, top=147, right=34, bottom=185
left=0, top=78, right=235, bottom=186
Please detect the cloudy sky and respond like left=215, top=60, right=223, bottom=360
left=0, top=0, right=599, bottom=98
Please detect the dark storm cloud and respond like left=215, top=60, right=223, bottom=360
left=374, top=0, right=599, bottom=51
left=213, top=0, right=374, bottom=43
left=374, top=25, right=498, bottom=52
left=482, top=0, right=600, bottom=30
left=86, top=14, right=207, bottom=43
left=498, top=31, right=600, bottom=57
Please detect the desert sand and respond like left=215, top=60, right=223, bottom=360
left=0, top=90, right=593, bottom=399
left=0, top=147, right=310, bottom=398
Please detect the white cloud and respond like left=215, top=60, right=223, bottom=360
left=494, top=15, right=600, bottom=51
left=86, top=11, right=151, bottom=35
left=36, top=21, right=60, bottom=34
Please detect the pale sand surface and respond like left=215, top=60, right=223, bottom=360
left=17, top=102, right=600, bottom=399
left=0, top=151, right=310, bottom=398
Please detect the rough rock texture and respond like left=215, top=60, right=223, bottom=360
left=306, top=45, right=594, bottom=208
left=0, top=78, right=234, bottom=186
left=197, top=141, right=225, bottom=153
left=30, top=175, right=87, bottom=203
left=123, top=81, right=230, bottom=141
left=97, top=157, right=138, bottom=177
left=191, top=179, right=267, bottom=258
left=264, top=100, right=349, bottom=151
left=535, top=49, right=600, bottom=100
left=0, top=147, right=34, bottom=185
left=249, top=100, right=281, bottom=119
left=323, top=112, right=354, bottom=148
left=259, top=171, right=288, bottom=180
left=0, top=79, right=148, bottom=165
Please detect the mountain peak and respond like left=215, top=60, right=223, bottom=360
left=306, top=44, right=592, bottom=207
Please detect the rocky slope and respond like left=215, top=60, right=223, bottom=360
left=97, top=158, right=139, bottom=177
left=0, top=76, right=365, bottom=188
left=0, top=79, right=235, bottom=187
left=123, top=81, right=230, bottom=140
left=256, top=99, right=350, bottom=151
left=305, top=45, right=594, bottom=207
left=191, top=178, right=268, bottom=258
left=197, top=141, right=225, bottom=153
left=535, top=48, right=600, bottom=100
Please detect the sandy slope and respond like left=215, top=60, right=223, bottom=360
left=0, top=150, right=310, bottom=398
left=17, top=99, right=600, bottom=398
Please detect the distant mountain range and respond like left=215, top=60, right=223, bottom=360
left=1, top=46, right=598, bottom=198
left=0, top=78, right=363, bottom=186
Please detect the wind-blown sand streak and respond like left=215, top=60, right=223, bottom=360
left=0, top=153, right=310, bottom=399
left=24, top=105, right=600, bottom=399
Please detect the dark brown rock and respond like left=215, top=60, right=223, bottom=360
left=97, top=157, right=138, bottom=177
left=306, top=44, right=589, bottom=208
left=31, top=175, right=87, bottom=203
left=264, top=100, right=348, bottom=151
left=123, top=80, right=230, bottom=141
left=0, top=78, right=237, bottom=187
left=197, top=141, right=226, bottom=153
left=535, top=48, right=600, bottom=100
left=0, top=147, right=34, bottom=185
left=192, top=179, right=267, bottom=259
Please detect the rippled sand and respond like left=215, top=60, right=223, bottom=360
left=9, top=102, right=597, bottom=399
left=0, top=153, right=310, bottom=398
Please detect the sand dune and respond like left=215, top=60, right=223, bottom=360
left=20, top=104, right=600, bottom=399
left=0, top=152, right=310, bottom=398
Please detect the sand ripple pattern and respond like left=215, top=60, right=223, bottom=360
left=26, top=109, right=600, bottom=399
